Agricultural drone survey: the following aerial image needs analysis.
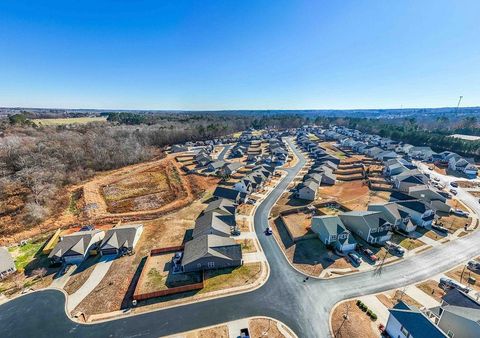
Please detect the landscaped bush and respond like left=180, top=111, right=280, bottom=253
left=356, top=300, right=362, bottom=306
left=370, top=313, right=378, bottom=321
left=360, top=303, right=368, bottom=312
left=367, top=309, right=373, bottom=316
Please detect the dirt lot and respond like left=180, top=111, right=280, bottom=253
left=249, top=318, right=286, bottom=338
left=445, top=265, right=480, bottom=291
left=377, top=290, right=421, bottom=308
left=281, top=212, right=313, bottom=239
left=237, top=203, right=254, bottom=216
left=438, top=214, right=472, bottom=233
left=416, top=227, right=448, bottom=241
left=317, top=180, right=390, bottom=211
left=184, top=325, right=229, bottom=338
left=469, top=191, right=480, bottom=198
left=416, top=280, right=445, bottom=302
left=455, top=181, right=480, bottom=189
left=272, top=217, right=350, bottom=276
left=331, top=300, right=379, bottom=338
left=271, top=192, right=310, bottom=218
left=449, top=199, right=470, bottom=212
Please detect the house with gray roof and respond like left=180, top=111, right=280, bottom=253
left=192, top=211, right=234, bottom=238
left=396, top=200, right=435, bottom=228
left=407, top=185, right=451, bottom=213
left=297, top=179, right=319, bottom=201
left=392, top=169, right=429, bottom=192
left=49, top=230, right=105, bottom=264
left=0, top=247, right=16, bottom=279
left=219, top=162, right=243, bottom=176
left=339, top=211, right=392, bottom=244
left=100, top=224, right=143, bottom=256
left=310, top=216, right=356, bottom=253
left=213, top=186, right=247, bottom=203
left=368, top=202, right=416, bottom=233
left=204, top=198, right=237, bottom=216
left=182, top=234, right=242, bottom=272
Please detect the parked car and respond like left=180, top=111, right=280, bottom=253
left=240, top=328, right=250, bottom=338
left=432, top=177, right=440, bottom=182
left=449, top=189, right=458, bottom=195
left=467, top=260, right=480, bottom=272
left=172, top=252, right=183, bottom=264
left=348, top=252, right=362, bottom=266
left=452, top=209, right=469, bottom=217
left=432, top=224, right=449, bottom=233
left=265, top=227, right=273, bottom=235
left=450, top=181, right=458, bottom=188
left=385, top=241, right=405, bottom=256
left=439, top=277, right=470, bottom=293
left=359, top=246, right=378, bottom=262
left=246, top=199, right=255, bottom=205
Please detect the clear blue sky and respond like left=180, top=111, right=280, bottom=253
left=1, top=0, right=479, bottom=110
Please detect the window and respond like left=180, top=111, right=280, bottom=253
left=400, top=326, right=409, bottom=337
left=447, top=330, right=454, bottom=338
left=331, top=235, right=337, bottom=240
left=207, top=262, right=215, bottom=268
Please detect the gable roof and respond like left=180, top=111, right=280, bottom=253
left=311, top=215, right=348, bottom=236
left=49, top=230, right=104, bottom=259
left=100, top=224, right=143, bottom=250
left=204, top=198, right=237, bottom=215
left=193, top=211, right=233, bottom=238
left=182, top=234, right=241, bottom=266
left=213, top=186, right=244, bottom=201
left=389, top=301, right=447, bottom=338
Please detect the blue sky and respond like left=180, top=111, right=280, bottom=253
left=1, top=0, right=479, bottom=110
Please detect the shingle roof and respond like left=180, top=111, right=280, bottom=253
left=311, top=216, right=348, bottom=236
left=193, top=211, right=233, bottom=238
left=49, top=230, right=104, bottom=259
left=100, top=224, right=142, bottom=250
left=182, top=234, right=242, bottom=266
left=204, top=198, right=237, bottom=215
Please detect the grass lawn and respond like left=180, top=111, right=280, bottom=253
left=236, top=239, right=257, bottom=253
left=200, top=263, right=262, bottom=294
left=32, top=117, right=107, bottom=125
left=390, top=234, right=425, bottom=250
left=8, top=241, right=45, bottom=271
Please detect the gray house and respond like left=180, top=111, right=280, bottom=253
left=396, top=200, right=435, bottom=228
left=368, top=202, right=416, bottom=233
left=0, top=247, right=16, bottom=279
left=49, top=230, right=105, bottom=264
left=297, top=179, right=319, bottom=201
left=339, top=211, right=392, bottom=244
left=204, top=198, right=237, bottom=216
left=310, top=216, right=357, bottom=253
left=100, top=224, right=143, bottom=256
left=182, top=234, right=242, bottom=272
left=192, top=211, right=234, bottom=238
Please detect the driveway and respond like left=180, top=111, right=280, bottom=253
left=2, top=138, right=480, bottom=338
left=66, top=255, right=115, bottom=312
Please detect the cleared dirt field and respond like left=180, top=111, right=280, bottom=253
left=438, top=214, right=472, bottom=233
left=416, top=280, right=445, bottom=302
left=331, top=300, right=379, bottom=338
left=281, top=212, right=313, bottom=239
left=32, top=117, right=107, bottom=125
left=455, top=181, right=480, bottom=189
left=445, top=265, right=480, bottom=291
left=377, top=290, right=421, bottom=308
left=184, top=325, right=229, bottom=338
left=249, top=318, right=286, bottom=338
left=317, top=180, right=390, bottom=211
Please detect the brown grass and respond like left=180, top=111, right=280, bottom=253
left=184, top=325, right=229, bottom=338
left=438, top=214, right=472, bottom=233
left=377, top=290, right=422, bottom=308
left=445, top=265, right=480, bottom=291
left=281, top=212, right=313, bottom=238
left=331, top=300, right=378, bottom=338
left=249, top=318, right=285, bottom=338
left=416, top=280, right=445, bottom=302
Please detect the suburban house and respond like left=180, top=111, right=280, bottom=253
left=203, top=198, right=237, bottom=216
left=392, top=169, right=429, bottom=192
left=408, top=146, right=436, bottom=161
left=297, top=179, right=319, bottom=201
left=219, top=162, right=243, bottom=177
left=213, top=186, right=247, bottom=204
left=384, top=159, right=411, bottom=177
left=339, top=211, right=392, bottom=244
left=310, top=216, right=357, bottom=253
left=407, top=185, right=451, bottom=213
left=385, top=301, right=447, bottom=338
left=100, top=224, right=144, bottom=256
left=430, top=288, right=480, bottom=338
left=49, top=229, right=105, bottom=264
left=207, top=160, right=227, bottom=173
left=182, top=234, right=242, bottom=272
left=448, top=156, right=478, bottom=178
left=0, top=247, right=16, bottom=279
left=368, top=202, right=416, bottom=233
left=170, top=144, right=188, bottom=153
left=194, top=153, right=212, bottom=167
left=396, top=200, right=435, bottom=228
left=192, top=211, right=234, bottom=238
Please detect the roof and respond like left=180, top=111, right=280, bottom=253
left=311, top=216, right=348, bottom=236
left=396, top=200, right=429, bottom=214
left=441, top=305, right=480, bottom=323
left=100, top=224, right=143, bottom=250
left=204, top=198, right=237, bottom=215
left=213, top=186, right=243, bottom=201
left=368, top=203, right=402, bottom=223
left=442, top=288, right=480, bottom=310
left=182, top=234, right=242, bottom=266
left=0, top=247, right=15, bottom=272
left=49, top=230, right=104, bottom=259
left=223, top=162, right=243, bottom=171
left=389, top=301, right=447, bottom=338
left=340, top=211, right=390, bottom=229
left=193, top=211, right=233, bottom=238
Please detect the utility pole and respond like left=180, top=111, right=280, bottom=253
left=456, top=96, right=463, bottom=112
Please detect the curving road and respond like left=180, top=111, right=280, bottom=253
left=1, top=138, right=480, bottom=338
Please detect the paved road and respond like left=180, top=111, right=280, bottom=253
left=1, top=139, right=480, bottom=338
left=217, top=144, right=231, bottom=160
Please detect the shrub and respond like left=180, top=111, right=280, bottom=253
left=367, top=309, right=373, bottom=316
left=356, top=300, right=362, bottom=306
left=360, top=304, right=368, bottom=312
left=371, top=313, right=378, bottom=321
